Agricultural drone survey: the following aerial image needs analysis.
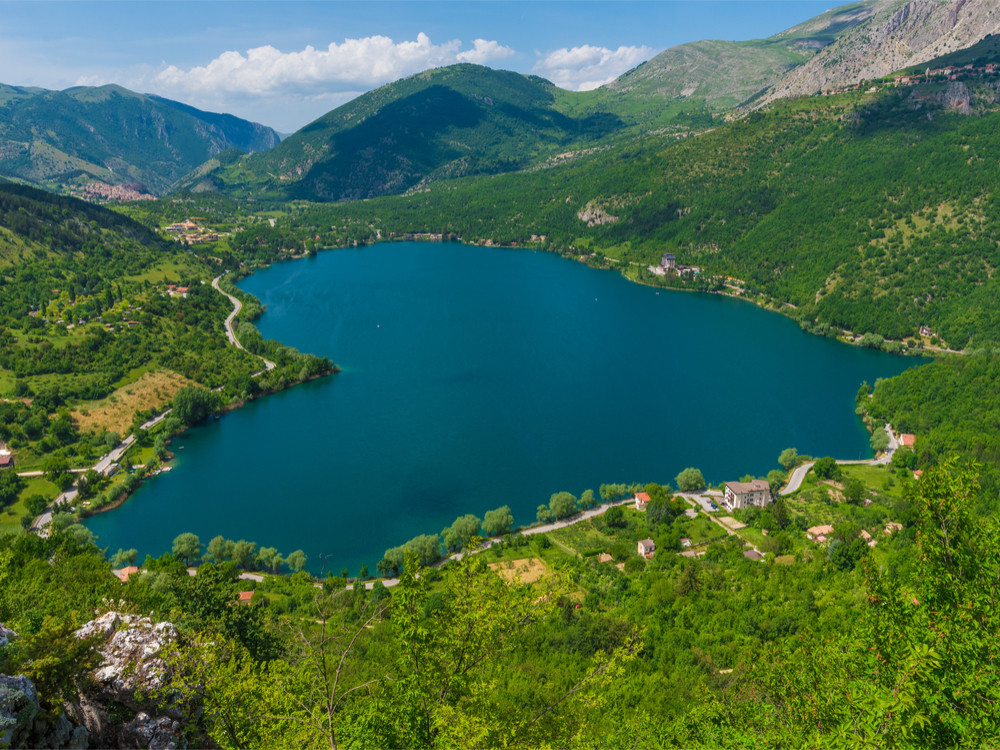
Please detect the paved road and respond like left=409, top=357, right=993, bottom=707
left=31, top=409, right=173, bottom=533
left=779, top=424, right=899, bottom=495
left=212, top=274, right=276, bottom=372
left=779, top=462, right=816, bottom=496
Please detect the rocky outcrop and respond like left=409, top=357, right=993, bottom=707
left=577, top=201, right=619, bottom=227
left=73, top=612, right=185, bottom=748
left=0, top=674, right=39, bottom=748
left=760, top=0, right=1000, bottom=105
left=0, top=624, right=16, bottom=648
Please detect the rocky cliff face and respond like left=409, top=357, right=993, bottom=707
left=0, top=613, right=188, bottom=749
left=760, top=0, right=1000, bottom=104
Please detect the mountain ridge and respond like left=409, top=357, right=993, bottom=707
left=0, top=84, right=280, bottom=195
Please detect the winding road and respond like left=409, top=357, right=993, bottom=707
left=211, top=274, right=275, bottom=372
left=779, top=423, right=900, bottom=496
left=31, top=409, right=173, bottom=533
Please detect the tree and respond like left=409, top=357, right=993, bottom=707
left=230, top=539, right=256, bottom=569
left=579, top=489, right=597, bottom=509
left=778, top=448, right=799, bottom=471
left=767, top=469, right=786, bottom=495
left=549, top=491, right=577, bottom=520
left=447, top=514, right=481, bottom=550
left=172, top=386, right=220, bottom=426
left=482, top=505, right=514, bottom=537
left=206, top=535, right=233, bottom=563
left=110, top=548, right=138, bottom=567
left=0, top=470, right=25, bottom=509
left=24, top=494, right=48, bottom=518
left=604, top=505, right=625, bottom=528
left=675, top=467, right=706, bottom=491
left=286, top=549, right=307, bottom=572
left=536, top=504, right=553, bottom=524
left=172, top=532, right=202, bottom=566
left=844, top=477, right=866, bottom=505
left=813, top=456, right=841, bottom=480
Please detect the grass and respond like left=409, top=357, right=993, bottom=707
left=72, top=369, right=192, bottom=434
left=125, top=255, right=204, bottom=284
left=0, top=476, right=60, bottom=535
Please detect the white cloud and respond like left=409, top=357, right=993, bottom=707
left=533, top=44, right=654, bottom=91
left=457, top=39, right=516, bottom=65
left=152, top=33, right=515, bottom=97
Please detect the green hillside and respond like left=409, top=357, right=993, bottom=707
left=0, top=84, right=279, bottom=195
left=191, top=64, right=630, bottom=201
left=275, top=77, right=1000, bottom=350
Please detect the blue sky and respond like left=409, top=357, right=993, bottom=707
left=1, top=1, right=838, bottom=131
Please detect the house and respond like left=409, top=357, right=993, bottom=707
left=660, top=253, right=676, bottom=269
left=806, top=524, right=834, bottom=541
left=860, top=529, right=876, bottom=547
left=884, top=522, right=903, bottom=535
left=0, top=451, right=14, bottom=470
left=113, top=566, right=139, bottom=583
left=743, top=550, right=764, bottom=561
left=597, top=552, right=613, bottom=564
left=914, top=469, right=923, bottom=479
left=635, top=492, right=651, bottom=510
left=637, top=539, right=656, bottom=558
left=899, top=433, right=916, bottom=447
left=238, top=590, right=255, bottom=604
left=724, top=480, right=772, bottom=510
left=680, top=537, right=692, bottom=548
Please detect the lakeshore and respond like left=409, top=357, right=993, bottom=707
left=84, top=241, right=917, bottom=573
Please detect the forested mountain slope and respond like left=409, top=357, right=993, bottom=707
left=267, top=75, right=1000, bottom=350
left=187, top=64, right=626, bottom=201
left=0, top=84, right=279, bottom=195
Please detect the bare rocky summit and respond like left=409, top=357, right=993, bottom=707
left=760, top=0, right=1000, bottom=104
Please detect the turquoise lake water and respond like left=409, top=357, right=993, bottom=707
left=86, top=242, right=919, bottom=572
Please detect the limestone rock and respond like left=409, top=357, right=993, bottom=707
left=0, top=674, right=39, bottom=747
left=120, top=712, right=184, bottom=750
left=75, top=612, right=178, bottom=711
left=0, top=623, right=16, bottom=647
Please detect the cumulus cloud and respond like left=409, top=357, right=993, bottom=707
left=533, top=44, right=654, bottom=91
left=153, top=33, right=515, bottom=96
left=457, top=38, right=516, bottom=65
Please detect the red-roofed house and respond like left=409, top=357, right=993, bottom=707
left=637, top=539, right=655, bottom=559
left=634, top=492, right=651, bottom=510
left=899, top=433, right=916, bottom=447
left=238, top=590, right=255, bottom=604
left=113, top=566, right=139, bottom=583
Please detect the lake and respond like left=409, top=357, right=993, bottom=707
left=86, top=241, right=918, bottom=572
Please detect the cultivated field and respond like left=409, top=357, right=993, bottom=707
left=489, top=557, right=548, bottom=584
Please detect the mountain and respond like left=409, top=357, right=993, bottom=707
left=760, top=0, right=1000, bottom=103
left=602, top=1, right=878, bottom=112
left=0, top=84, right=280, bottom=195
left=285, top=72, right=1000, bottom=351
left=181, top=64, right=625, bottom=201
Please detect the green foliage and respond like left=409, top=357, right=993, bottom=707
left=0, top=85, right=278, bottom=195
left=482, top=505, right=514, bottom=537
left=778, top=448, right=798, bottom=471
left=172, top=532, right=202, bottom=565
left=675, top=467, right=706, bottom=491
left=869, top=352, right=1000, bottom=500
left=812, top=456, right=841, bottom=480
left=548, top=491, right=578, bottom=520
left=171, top=386, right=220, bottom=426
